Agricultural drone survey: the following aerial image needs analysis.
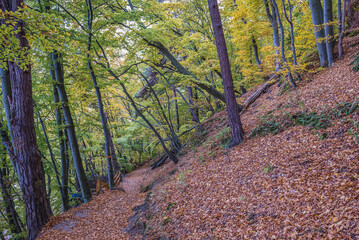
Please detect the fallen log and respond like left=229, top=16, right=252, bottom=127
left=240, top=75, right=278, bottom=115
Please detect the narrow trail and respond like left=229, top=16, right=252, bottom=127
left=37, top=167, right=149, bottom=239
left=38, top=160, right=177, bottom=240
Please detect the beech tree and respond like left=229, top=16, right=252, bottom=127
left=207, top=0, right=244, bottom=147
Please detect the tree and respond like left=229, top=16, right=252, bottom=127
left=309, top=0, right=328, bottom=67
left=207, top=0, right=244, bottom=147
left=323, top=0, right=334, bottom=66
left=0, top=1, right=51, bottom=239
left=51, top=52, right=92, bottom=203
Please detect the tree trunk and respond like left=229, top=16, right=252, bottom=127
left=0, top=67, right=19, bottom=178
left=309, top=0, right=328, bottom=67
left=207, top=0, right=244, bottom=147
left=187, top=87, right=200, bottom=123
left=264, top=0, right=281, bottom=71
left=0, top=129, right=22, bottom=235
left=339, top=0, right=346, bottom=58
left=338, top=0, right=342, bottom=35
left=252, top=36, right=262, bottom=68
left=272, top=0, right=296, bottom=88
left=51, top=52, right=92, bottom=203
left=1, top=1, right=51, bottom=238
left=282, top=0, right=297, bottom=66
left=174, top=89, right=180, bottom=132
left=323, top=0, right=335, bottom=66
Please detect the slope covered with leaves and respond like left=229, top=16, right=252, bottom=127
left=38, top=36, right=359, bottom=239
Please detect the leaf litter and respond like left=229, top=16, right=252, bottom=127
left=39, top=36, right=359, bottom=239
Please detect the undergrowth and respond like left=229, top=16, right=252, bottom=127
left=350, top=52, right=359, bottom=72
left=250, top=100, right=359, bottom=138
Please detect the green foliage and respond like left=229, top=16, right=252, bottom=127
left=250, top=101, right=359, bottom=138
left=177, top=170, right=191, bottom=185
left=215, top=127, right=232, bottom=149
left=319, top=132, right=328, bottom=140
left=263, top=164, right=275, bottom=173
left=349, top=121, right=359, bottom=144
left=249, top=112, right=284, bottom=138
left=293, top=112, right=331, bottom=129
left=350, top=53, right=359, bottom=72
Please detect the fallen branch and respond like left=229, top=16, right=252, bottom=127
left=240, top=75, right=278, bottom=115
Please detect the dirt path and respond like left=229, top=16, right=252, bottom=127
left=38, top=158, right=177, bottom=240
left=37, top=169, right=148, bottom=239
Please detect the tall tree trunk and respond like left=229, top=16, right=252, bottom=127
left=0, top=128, right=22, bottom=235
left=309, top=0, right=328, bottom=67
left=0, top=68, right=19, bottom=178
left=173, top=89, right=180, bottom=132
left=264, top=0, right=281, bottom=71
left=49, top=66, right=71, bottom=211
left=338, top=0, right=342, bottom=35
left=282, top=0, right=298, bottom=65
left=339, top=0, right=346, bottom=59
left=323, top=0, right=335, bottom=66
left=0, top=1, right=51, bottom=238
left=207, top=0, right=244, bottom=147
left=51, top=52, right=92, bottom=203
left=272, top=0, right=297, bottom=88
left=86, top=0, right=114, bottom=189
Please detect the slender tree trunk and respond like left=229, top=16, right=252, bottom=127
left=0, top=68, right=19, bottom=178
left=252, top=36, right=262, bottom=68
left=86, top=0, right=115, bottom=189
left=51, top=52, right=91, bottom=202
left=323, top=0, right=335, bottom=66
left=272, top=0, right=296, bottom=88
left=282, top=0, right=298, bottom=65
left=309, top=0, right=328, bottom=67
left=1, top=1, right=51, bottom=238
left=207, top=0, right=244, bottom=147
left=173, top=89, right=180, bottom=132
left=49, top=65, right=70, bottom=212
left=0, top=133, right=22, bottom=235
left=187, top=87, right=200, bottom=123
left=339, top=0, right=346, bottom=58
left=264, top=0, right=281, bottom=71
left=338, top=0, right=342, bottom=36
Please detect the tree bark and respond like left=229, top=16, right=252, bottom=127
left=86, top=0, right=115, bottom=189
left=49, top=65, right=71, bottom=212
left=339, top=0, right=346, bottom=59
left=282, top=0, right=297, bottom=66
left=323, top=0, right=335, bottom=66
left=0, top=0, right=51, bottom=238
left=51, top=52, right=92, bottom=202
left=0, top=67, right=19, bottom=178
left=272, top=0, right=296, bottom=88
left=338, top=0, right=342, bottom=36
left=187, top=87, right=200, bottom=123
left=207, top=0, right=244, bottom=147
left=264, top=0, right=281, bottom=71
left=309, top=0, right=328, bottom=67
left=0, top=127, right=22, bottom=235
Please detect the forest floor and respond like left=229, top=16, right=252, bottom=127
left=38, top=35, right=359, bottom=239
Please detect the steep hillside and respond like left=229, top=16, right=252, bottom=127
left=38, top=36, right=359, bottom=240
